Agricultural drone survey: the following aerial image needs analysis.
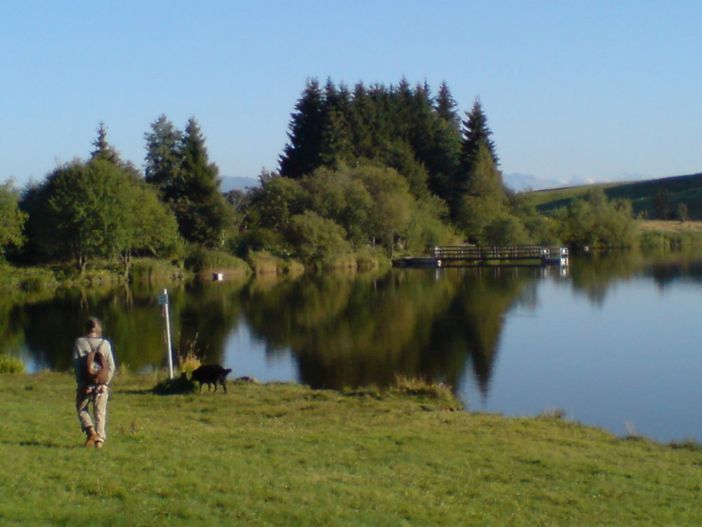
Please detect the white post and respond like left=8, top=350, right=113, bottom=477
left=159, top=289, right=174, bottom=379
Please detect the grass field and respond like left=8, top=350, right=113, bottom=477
left=1, top=373, right=700, bottom=526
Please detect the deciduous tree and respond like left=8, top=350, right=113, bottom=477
left=0, top=182, right=27, bottom=258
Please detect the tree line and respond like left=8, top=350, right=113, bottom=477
left=0, top=79, right=637, bottom=276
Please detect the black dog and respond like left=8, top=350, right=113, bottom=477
left=191, top=364, right=232, bottom=393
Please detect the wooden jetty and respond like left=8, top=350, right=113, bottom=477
left=394, top=245, right=569, bottom=268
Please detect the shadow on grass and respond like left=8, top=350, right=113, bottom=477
left=2, top=440, right=81, bottom=450
left=116, top=389, right=155, bottom=395
left=152, top=374, right=196, bottom=396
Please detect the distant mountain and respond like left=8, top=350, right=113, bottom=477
left=503, top=173, right=569, bottom=192
left=220, top=176, right=258, bottom=193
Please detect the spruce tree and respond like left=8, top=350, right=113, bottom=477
left=319, top=80, right=354, bottom=167
left=90, top=122, right=121, bottom=165
left=279, top=79, right=325, bottom=178
left=176, top=117, right=232, bottom=246
left=435, top=81, right=460, bottom=130
left=460, top=98, right=498, bottom=168
left=348, top=82, right=375, bottom=159
left=144, top=114, right=183, bottom=201
left=446, top=99, right=503, bottom=220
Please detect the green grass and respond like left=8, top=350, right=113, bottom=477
left=1, top=373, right=700, bottom=526
left=527, top=172, right=702, bottom=219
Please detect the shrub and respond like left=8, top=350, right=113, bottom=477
left=185, top=246, right=250, bottom=275
left=130, top=258, right=186, bottom=282
left=483, top=215, right=530, bottom=245
left=247, top=250, right=302, bottom=275
left=287, top=211, right=350, bottom=262
left=354, top=246, right=391, bottom=270
left=0, top=354, right=25, bottom=374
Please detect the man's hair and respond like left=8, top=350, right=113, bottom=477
left=85, top=317, right=102, bottom=335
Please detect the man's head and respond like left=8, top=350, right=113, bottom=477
left=85, top=317, right=102, bottom=336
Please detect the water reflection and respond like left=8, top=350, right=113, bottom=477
left=2, top=267, right=537, bottom=393
left=242, top=269, right=530, bottom=391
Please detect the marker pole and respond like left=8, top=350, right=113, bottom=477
left=159, top=289, right=174, bottom=379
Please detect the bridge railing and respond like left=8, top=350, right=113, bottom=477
left=429, top=245, right=568, bottom=261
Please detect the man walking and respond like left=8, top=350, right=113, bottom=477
left=73, top=317, right=115, bottom=448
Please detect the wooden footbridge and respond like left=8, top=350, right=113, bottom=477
left=394, top=245, right=569, bottom=268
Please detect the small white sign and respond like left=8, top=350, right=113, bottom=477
left=157, top=291, right=168, bottom=306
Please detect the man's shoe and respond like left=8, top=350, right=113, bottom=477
left=95, top=440, right=104, bottom=449
left=85, top=428, right=98, bottom=447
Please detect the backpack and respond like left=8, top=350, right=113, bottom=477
left=85, top=340, right=109, bottom=385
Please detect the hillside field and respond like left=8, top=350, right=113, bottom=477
left=526, top=172, right=702, bottom=219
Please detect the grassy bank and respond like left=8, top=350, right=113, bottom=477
left=637, top=220, right=702, bottom=249
left=0, top=373, right=700, bottom=526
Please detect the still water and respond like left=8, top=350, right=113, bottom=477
left=3, top=251, right=701, bottom=443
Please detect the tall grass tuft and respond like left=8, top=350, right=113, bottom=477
left=392, top=376, right=463, bottom=411
left=0, top=354, right=25, bottom=374
left=178, top=333, right=203, bottom=377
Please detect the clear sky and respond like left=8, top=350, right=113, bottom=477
left=2, top=0, right=701, bottom=188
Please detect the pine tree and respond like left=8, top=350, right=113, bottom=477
left=90, top=122, right=121, bottom=165
left=279, top=79, right=325, bottom=178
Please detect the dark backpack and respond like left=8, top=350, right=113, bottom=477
left=85, top=340, right=109, bottom=385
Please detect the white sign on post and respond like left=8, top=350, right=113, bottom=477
left=159, top=289, right=174, bottom=379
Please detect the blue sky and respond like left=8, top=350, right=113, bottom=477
left=2, top=0, right=701, bottom=188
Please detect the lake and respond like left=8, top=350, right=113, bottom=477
left=3, top=250, right=701, bottom=443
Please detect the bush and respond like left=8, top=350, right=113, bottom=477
left=185, top=246, right=250, bottom=275
left=287, top=211, right=350, bottom=263
left=354, top=246, right=391, bottom=271
left=552, top=189, right=636, bottom=247
left=483, top=216, right=530, bottom=245
left=247, top=250, right=304, bottom=275
left=0, top=354, right=25, bottom=374
left=130, top=258, right=186, bottom=282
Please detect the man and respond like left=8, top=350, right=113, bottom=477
left=73, top=317, right=115, bottom=448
